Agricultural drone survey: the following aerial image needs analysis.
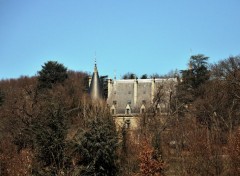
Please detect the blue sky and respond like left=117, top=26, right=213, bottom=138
left=0, top=0, right=240, bottom=79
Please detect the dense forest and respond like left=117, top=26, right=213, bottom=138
left=0, top=55, right=240, bottom=176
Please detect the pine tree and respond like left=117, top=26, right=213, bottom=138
left=72, top=116, right=118, bottom=176
left=182, top=54, right=209, bottom=90
left=38, top=61, right=68, bottom=89
left=175, top=54, right=210, bottom=108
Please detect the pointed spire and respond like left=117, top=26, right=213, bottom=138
left=89, top=57, right=102, bottom=100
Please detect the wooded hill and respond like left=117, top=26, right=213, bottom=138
left=0, top=55, right=240, bottom=175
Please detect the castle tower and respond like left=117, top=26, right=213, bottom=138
left=89, top=63, right=102, bottom=100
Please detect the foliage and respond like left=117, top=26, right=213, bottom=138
left=174, top=54, right=210, bottom=114
left=212, top=55, right=240, bottom=100
left=140, top=74, right=148, bottom=79
left=0, top=71, right=92, bottom=175
left=122, top=72, right=136, bottom=79
left=138, top=140, right=165, bottom=176
left=193, top=56, right=240, bottom=131
left=38, top=61, right=68, bottom=89
left=118, top=126, right=140, bottom=175
left=150, top=70, right=179, bottom=79
left=32, top=104, right=69, bottom=175
left=72, top=115, right=118, bottom=176
left=0, top=138, right=33, bottom=176
left=194, top=80, right=240, bottom=131
left=1, top=55, right=240, bottom=175
left=181, top=54, right=209, bottom=90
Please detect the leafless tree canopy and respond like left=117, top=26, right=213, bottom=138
left=1, top=56, right=240, bottom=175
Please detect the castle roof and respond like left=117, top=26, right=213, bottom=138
left=107, top=78, right=178, bottom=114
left=89, top=64, right=102, bottom=100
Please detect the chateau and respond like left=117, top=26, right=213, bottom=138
left=89, top=63, right=178, bottom=129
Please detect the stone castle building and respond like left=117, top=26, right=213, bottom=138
left=89, top=63, right=178, bottom=129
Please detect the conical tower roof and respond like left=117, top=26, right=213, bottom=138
left=89, top=63, right=102, bottom=100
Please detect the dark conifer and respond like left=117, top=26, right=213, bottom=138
left=38, top=61, right=68, bottom=89
left=73, top=116, right=118, bottom=176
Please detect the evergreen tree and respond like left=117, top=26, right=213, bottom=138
left=122, top=72, right=136, bottom=79
left=182, top=54, right=209, bottom=89
left=140, top=74, right=148, bottom=79
left=73, top=116, right=118, bottom=176
left=38, top=61, right=68, bottom=89
left=178, top=54, right=209, bottom=102
left=172, top=54, right=209, bottom=118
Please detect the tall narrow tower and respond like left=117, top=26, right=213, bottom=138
left=89, top=63, right=102, bottom=100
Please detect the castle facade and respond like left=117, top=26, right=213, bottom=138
left=89, top=64, right=178, bottom=129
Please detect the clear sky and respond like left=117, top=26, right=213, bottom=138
left=0, top=0, right=240, bottom=79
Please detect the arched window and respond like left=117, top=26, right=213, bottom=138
left=125, top=104, right=131, bottom=115
left=125, top=119, right=130, bottom=129
left=140, top=104, right=146, bottom=114
left=111, top=105, right=116, bottom=115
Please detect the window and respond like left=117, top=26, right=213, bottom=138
left=128, top=100, right=131, bottom=104
left=142, top=100, right=146, bottom=104
left=140, top=104, right=145, bottom=114
left=125, top=119, right=130, bottom=129
left=112, top=109, right=115, bottom=115
left=126, top=104, right=131, bottom=114
left=113, top=100, right=117, bottom=105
